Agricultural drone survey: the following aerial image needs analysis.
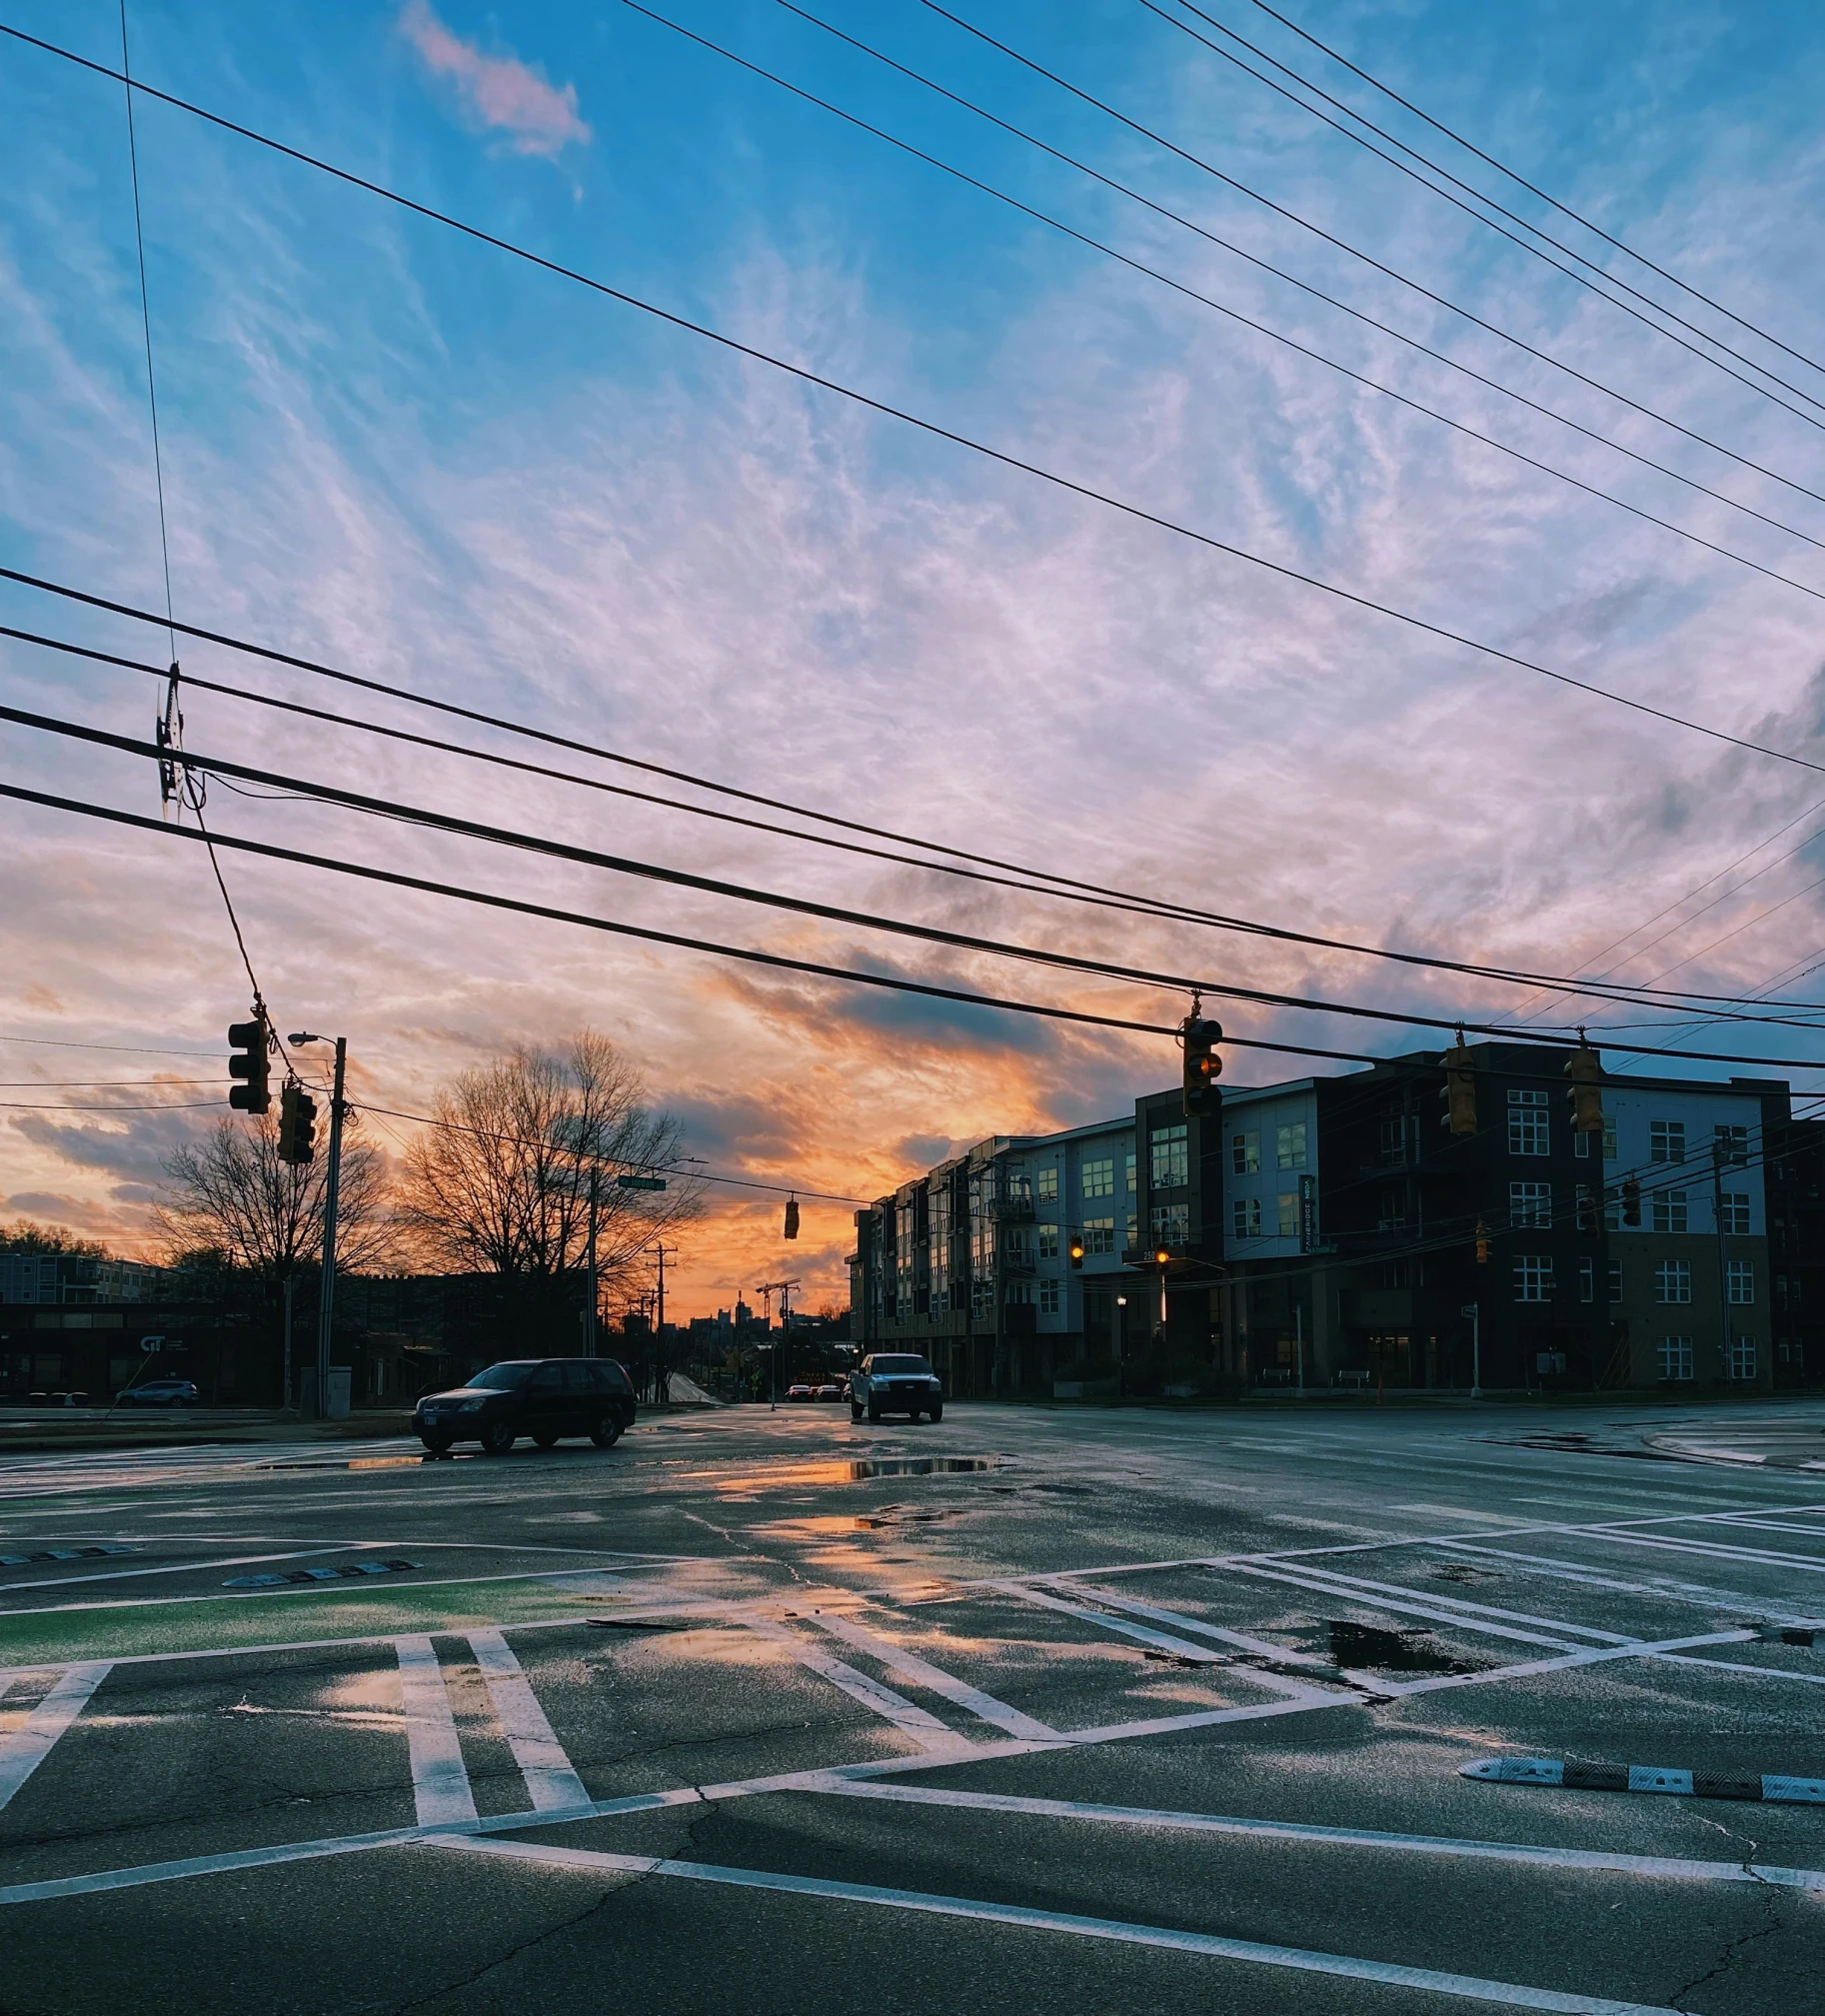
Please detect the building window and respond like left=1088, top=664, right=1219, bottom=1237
left=1509, top=1180, right=1552, bottom=1228
left=1727, top=1260, right=1755, bottom=1306
left=1607, top=1259, right=1623, bottom=1304
left=1658, top=1336, right=1694, bottom=1381
left=1038, top=1279, right=1061, bottom=1315
left=1507, top=1089, right=1549, bottom=1156
left=1150, top=1124, right=1188, bottom=1188
left=1083, top=1217, right=1115, bottom=1255
left=1655, top=1259, right=1692, bottom=1305
left=1579, top=1256, right=1595, bottom=1303
left=1377, top=1188, right=1407, bottom=1231
left=1231, top=1130, right=1259, bottom=1174
left=1514, top=1254, right=1554, bottom=1303
left=1276, top=1193, right=1300, bottom=1238
left=1232, top=1197, right=1262, bottom=1239
left=1714, top=1123, right=1749, bottom=1169
left=1650, top=1119, right=1685, bottom=1164
left=1035, top=1167, right=1058, bottom=1202
left=1005, top=1280, right=1035, bottom=1306
left=1150, top=1202, right=1189, bottom=1246
left=1729, top=1338, right=1758, bottom=1381
left=1081, top=1158, right=1114, bottom=1199
left=1576, top=1120, right=1619, bottom=1161
left=1604, top=1185, right=1622, bottom=1231
left=1124, top=1153, right=1136, bottom=1192
left=1651, top=1190, right=1688, bottom=1234
left=1276, top=1122, right=1308, bottom=1170
left=1720, top=1192, right=1750, bottom=1236
left=1379, top=1115, right=1406, bottom=1164
left=1037, top=1223, right=1059, bottom=1260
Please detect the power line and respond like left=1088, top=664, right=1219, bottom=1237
left=1147, top=0, right=1825, bottom=415
left=0, top=1098, right=222, bottom=1112
left=7, top=778, right=1825, bottom=1077
left=4, top=33, right=1825, bottom=784
left=916, top=0, right=1825, bottom=439
left=630, top=2, right=1825, bottom=605
left=781, top=2, right=1825, bottom=537
left=1239, top=0, right=1825, bottom=386
left=0, top=1034, right=220, bottom=1056
left=0, top=1078, right=226, bottom=1086
left=14, top=619, right=1823, bottom=1023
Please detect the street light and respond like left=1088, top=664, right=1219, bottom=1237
left=1460, top=1302, right=1481, bottom=1399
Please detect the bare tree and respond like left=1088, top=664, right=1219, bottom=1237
left=394, top=1030, right=699, bottom=1311
left=155, top=1113, right=394, bottom=1280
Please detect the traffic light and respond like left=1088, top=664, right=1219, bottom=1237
left=1565, top=1044, right=1604, bottom=1133
left=1181, top=1015, right=1222, bottom=1117
left=1067, top=1231, right=1085, bottom=1269
left=783, top=1195, right=800, bottom=1240
left=227, top=1010, right=271, bottom=1113
left=1575, top=1182, right=1597, bottom=1234
left=1153, top=1247, right=1171, bottom=1266
left=276, top=1080, right=317, bottom=1164
left=1621, top=1177, right=1642, bottom=1226
left=1474, top=1217, right=1489, bottom=1264
left=1441, top=1040, right=1476, bottom=1134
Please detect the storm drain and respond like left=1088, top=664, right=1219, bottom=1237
left=225, top=1559, right=420, bottom=1588
left=0, top=1545, right=133, bottom=1566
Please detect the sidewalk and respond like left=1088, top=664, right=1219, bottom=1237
left=0, top=1407, right=415, bottom=1455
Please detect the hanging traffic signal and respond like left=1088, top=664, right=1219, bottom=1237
left=1575, top=1182, right=1598, bottom=1234
left=1565, top=1044, right=1604, bottom=1133
left=1067, top=1231, right=1085, bottom=1269
left=1181, top=1015, right=1222, bottom=1117
left=783, top=1195, right=800, bottom=1240
left=1441, top=1040, right=1476, bottom=1134
left=1621, top=1177, right=1642, bottom=1226
left=227, top=1010, right=271, bottom=1113
left=1474, top=1217, right=1489, bottom=1264
left=276, top=1080, right=317, bottom=1164
left=1153, top=1247, right=1171, bottom=1266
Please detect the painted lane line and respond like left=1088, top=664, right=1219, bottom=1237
left=988, top=1581, right=1227, bottom=1663
left=806, top=1611, right=1063, bottom=1741
left=429, top=1835, right=1679, bottom=2014
left=800, top=1777, right=1825, bottom=1891
left=395, top=1636, right=478, bottom=1827
left=1709, top=1517, right=1825, bottom=1538
left=737, top=1614, right=961, bottom=1750
left=1240, top=1561, right=1632, bottom=1645
left=1218, top=1562, right=1583, bottom=1652
left=1062, top=1586, right=1339, bottom=1668
left=1463, top=1756, right=1825, bottom=1804
left=0, top=1661, right=111, bottom=1811
left=1650, top=1651, right=1825, bottom=1688
left=1579, top=1530, right=1825, bottom=1574
left=0, top=1546, right=368, bottom=1595
left=466, top=1629, right=590, bottom=1813
left=1427, top=1544, right=1817, bottom=1621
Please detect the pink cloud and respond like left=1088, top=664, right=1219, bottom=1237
left=399, top=2, right=592, bottom=159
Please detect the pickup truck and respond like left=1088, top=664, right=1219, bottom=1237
left=849, top=1352, right=943, bottom=1423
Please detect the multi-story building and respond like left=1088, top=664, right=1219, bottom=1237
left=851, top=1040, right=1799, bottom=1395
left=0, top=1253, right=165, bottom=1304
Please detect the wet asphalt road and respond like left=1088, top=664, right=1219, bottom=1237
left=3, top=1396, right=1824, bottom=2015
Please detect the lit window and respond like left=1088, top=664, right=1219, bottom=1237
left=1036, top=1223, right=1059, bottom=1260
left=1507, top=1089, right=1549, bottom=1156
left=1083, top=1217, right=1115, bottom=1255
left=1038, top=1279, right=1061, bottom=1315
left=1232, top=1197, right=1262, bottom=1239
left=1509, top=1180, right=1552, bottom=1228
left=1650, top=1119, right=1685, bottom=1165
left=1150, top=1202, right=1189, bottom=1246
left=1035, top=1167, right=1058, bottom=1202
left=1714, top=1123, right=1749, bottom=1169
left=1655, top=1260, right=1692, bottom=1305
left=1658, top=1336, right=1693, bottom=1381
left=1231, top=1130, right=1260, bottom=1174
left=1651, top=1190, right=1688, bottom=1234
left=1276, top=1193, right=1300, bottom=1239
left=1514, top=1254, right=1554, bottom=1303
left=1276, top=1122, right=1307, bottom=1170
left=1150, top=1124, right=1188, bottom=1188
left=1081, top=1158, right=1114, bottom=1199
left=1720, top=1192, right=1750, bottom=1236
left=1727, top=1260, right=1754, bottom=1306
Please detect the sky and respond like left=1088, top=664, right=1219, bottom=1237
left=3, top=0, right=1825, bottom=1317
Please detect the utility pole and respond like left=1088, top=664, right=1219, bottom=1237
left=585, top=1165, right=600, bottom=1358
left=650, top=1242, right=679, bottom=1401
left=1712, top=1136, right=1732, bottom=1382
left=282, top=1272, right=295, bottom=1412
left=1461, top=1302, right=1481, bottom=1398
left=757, top=1278, right=800, bottom=1407
left=291, top=1033, right=346, bottom=1418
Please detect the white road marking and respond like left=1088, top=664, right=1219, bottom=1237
left=1245, top=1562, right=1632, bottom=1644
left=395, top=1637, right=478, bottom=1827
left=989, top=1581, right=1227, bottom=1662
left=1219, top=1562, right=1582, bottom=1650
left=1427, top=1544, right=1808, bottom=1619
left=1061, top=1585, right=1336, bottom=1669
left=466, top=1629, right=589, bottom=1812
left=807, top=1610, right=1063, bottom=1741
left=800, top=1778, right=1825, bottom=1891
left=0, top=1546, right=374, bottom=1594
left=430, top=1835, right=1681, bottom=2013
left=0, top=1661, right=110, bottom=1811
left=1708, top=1517, right=1825, bottom=1539
left=737, top=1613, right=961, bottom=1749
left=1651, top=1652, right=1825, bottom=1688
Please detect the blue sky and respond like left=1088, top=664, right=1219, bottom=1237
left=4, top=0, right=1825, bottom=1309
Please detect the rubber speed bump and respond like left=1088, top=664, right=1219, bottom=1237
left=1462, top=1756, right=1825, bottom=1803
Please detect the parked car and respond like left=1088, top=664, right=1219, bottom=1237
left=816, top=1382, right=843, bottom=1402
left=786, top=1382, right=815, bottom=1402
left=115, top=1378, right=199, bottom=1407
left=849, top=1353, right=942, bottom=1423
left=413, top=1358, right=637, bottom=1455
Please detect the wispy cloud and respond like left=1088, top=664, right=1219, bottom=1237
left=398, top=2, right=591, bottom=160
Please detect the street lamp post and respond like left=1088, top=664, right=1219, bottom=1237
left=1461, top=1302, right=1481, bottom=1399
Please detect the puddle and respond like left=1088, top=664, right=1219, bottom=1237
left=705, top=1456, right=1007, bottom=1492
left=1328, top=1620, right=1473, bottom=1674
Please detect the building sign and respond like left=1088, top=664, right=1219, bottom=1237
left=1298, top=1174, right=1318, bottom=1254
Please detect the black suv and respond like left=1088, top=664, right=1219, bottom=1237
left=414, top=1358, right=637, bottom=1455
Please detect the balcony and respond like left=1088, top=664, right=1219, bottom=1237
left=988, top=1193, right=1035, bottom=1221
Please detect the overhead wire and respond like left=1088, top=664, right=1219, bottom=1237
left=4, top=31, right=1825, bottom=784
